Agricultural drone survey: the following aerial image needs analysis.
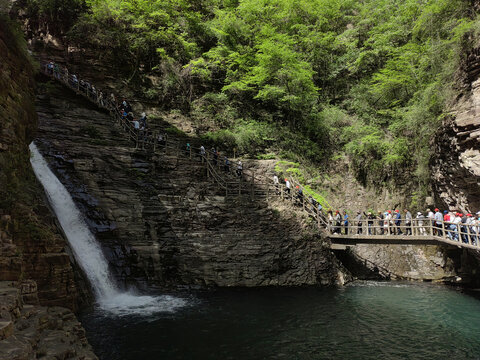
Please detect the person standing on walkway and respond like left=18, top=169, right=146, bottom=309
left=327, top=211, right=334, bottom=233
left=224, top=156, right=230, bottom=172
left=334, top=210, right=341, bottom=234
left=385, top=210, right=391, bottom=234
left=427, top=208, right=435, bottom=235
left=343, top=210, right=349, bottom=235
left=394, top=209, right=402, bottom=235
left=285, top=179, right=291, bottom=195
left=377, top=211, right=384, bottom=235
left=434, top=208, right=443, bottom=236
left=405, top=209, right=412, bottom=235
left=416, top=212, right=426, bottom=235
left=366, top=212, right=374, bottom=235
left=356, top=211, right=363, bottom=235
left=236, top=160, right=243, bottom=177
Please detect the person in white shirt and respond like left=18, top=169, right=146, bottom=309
left=384, top=210, right=392, bottom=234
left=416, top=212, right=425, bottom=235
left=285, top=179, right=291, bottom=194
left=236, top=161, right=243, bottom=177
left=452, top=213, right=462, bottom=241
left=273, top=175, right=279, bottom=194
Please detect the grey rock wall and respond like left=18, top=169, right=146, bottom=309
left=34, top=78, right=348, bottom=288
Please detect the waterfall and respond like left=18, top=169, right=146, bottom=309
left=29, top=143, right=186, bottom=316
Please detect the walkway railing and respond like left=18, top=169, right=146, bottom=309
left=328, top=218, right=480, bottom=250
left=40, top=62, right=480, bottom=251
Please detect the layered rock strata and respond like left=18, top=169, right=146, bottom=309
left=1, top=18, right=96, bottom=358
left=0, top=17, right=81, bottom=310
left=0, top=281, right=97, bottom=360
left=433, top=45, right=480, bottom=211
left=34, top=78, right=348, bottom=288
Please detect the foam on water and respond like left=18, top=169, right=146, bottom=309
left=30, top=142, right=187, bottom=316
left=98, top=293, right=187, bottom=317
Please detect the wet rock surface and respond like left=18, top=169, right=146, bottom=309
left=34, top=78, right=348, bottom=288
left=0, top=282, right=97, bottom=360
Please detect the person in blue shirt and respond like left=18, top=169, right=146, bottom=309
left=394, top=209, right=402, bottom=235
left=343, top=210, right=349, bottom=235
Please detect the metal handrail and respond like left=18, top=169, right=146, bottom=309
left=327, top=217, right=480, bottom=249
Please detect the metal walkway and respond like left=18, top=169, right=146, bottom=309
left=40, top=63, right=480, bottom=252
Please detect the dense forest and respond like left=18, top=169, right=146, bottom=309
left=11, top=0, right=480, bottom=195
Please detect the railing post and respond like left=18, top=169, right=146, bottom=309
left=153, top=131, right=157, bottom=153
left=468, top=225, right=473, bottom=246
left=442, top=220, right=446, bottom=240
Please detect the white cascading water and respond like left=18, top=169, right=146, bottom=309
left=29, top=143, right=186, bottom=316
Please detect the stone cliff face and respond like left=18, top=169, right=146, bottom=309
left=34, top=78, right=348, bottom=288
left=350, top=244, right=457, bottom=281
left=0, top=281, right=97, bottom=360
left=0, top=18, right=83, bottom=310
left=0, top=17, right=97, bottom=359
left=433, top=43, right=480, bottom=211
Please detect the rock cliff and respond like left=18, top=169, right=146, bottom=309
left=0, top=16, right=81, bottom=310
left=0, top=17, right=96, bottom=358
left=33, top=78, right=348, bottom=288
left=0, top=281, right=96, bottom=360
left=433, top=43, right=480, bottom=211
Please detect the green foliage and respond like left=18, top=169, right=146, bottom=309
left=164, top=126, right=187, bottom=136
left=15, top=0, right=87, bottom=34
left=24, top=0, right=480, bottom=189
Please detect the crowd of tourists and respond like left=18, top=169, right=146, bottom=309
left=45, top=61, right=154, bottom=137
left=325, top=208, right=480, bottom=244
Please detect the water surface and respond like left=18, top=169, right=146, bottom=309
left=81, top=282, right=480, bottom=360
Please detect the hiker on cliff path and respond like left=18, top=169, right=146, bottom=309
left=236, top=161, right=243, bottom=177
left=224, top=156, right=231, bottom=172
